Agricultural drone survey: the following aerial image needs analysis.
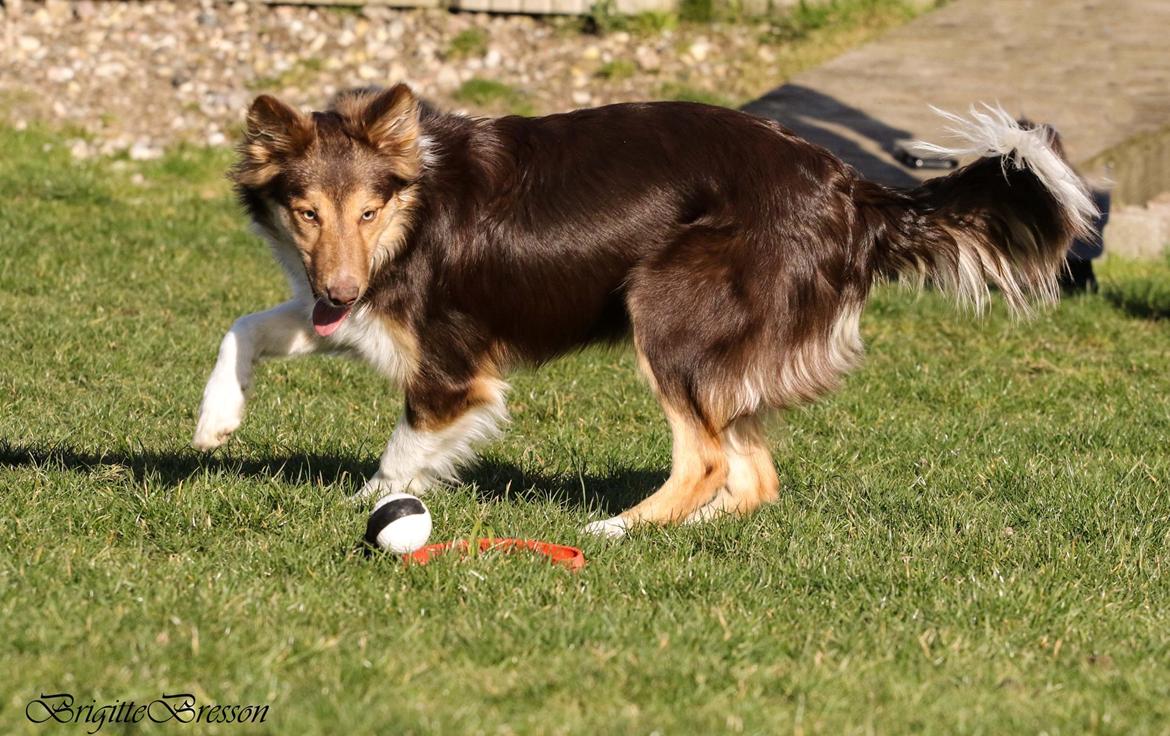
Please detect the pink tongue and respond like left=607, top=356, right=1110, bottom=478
left=312, top=298, right=351, bottom=337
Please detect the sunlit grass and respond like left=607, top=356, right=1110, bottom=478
left=1, top=126, right=1168, bottom=734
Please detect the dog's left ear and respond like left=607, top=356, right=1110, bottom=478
left=360, top=84, right=422, bottom=180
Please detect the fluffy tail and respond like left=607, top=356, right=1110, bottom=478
left=857, top=105, right=1099, bottom=314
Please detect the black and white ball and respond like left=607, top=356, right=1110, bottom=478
left=364, top=493, right=432, bottom=554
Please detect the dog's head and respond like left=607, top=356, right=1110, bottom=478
left=231, top=85, right=424, bottom=334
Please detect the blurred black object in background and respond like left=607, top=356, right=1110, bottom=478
left=1060, top=189, right=1111, bottom=293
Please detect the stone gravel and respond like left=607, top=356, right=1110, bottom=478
left=2, top=0, right=781, bottom=158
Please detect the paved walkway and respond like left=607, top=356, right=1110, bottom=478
left=744, top=0, right=1170, bottom=207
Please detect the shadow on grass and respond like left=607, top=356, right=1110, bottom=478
left=0, top=440, right=657, bottom=515
left=1101, top=290, right=1170, bottom=320
left=466, top=461, right=662, bottom=516
left=1098, top=255, right=1170, bottom=321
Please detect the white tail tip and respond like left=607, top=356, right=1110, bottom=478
left=914, top=103, right=1098, bottom=238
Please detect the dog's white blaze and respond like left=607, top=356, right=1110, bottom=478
left=358, top=379, right=508, bottom=499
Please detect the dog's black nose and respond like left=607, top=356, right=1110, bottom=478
left=326, top=279, right=359, bottom=306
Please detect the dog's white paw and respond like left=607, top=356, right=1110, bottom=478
left=351, top=475, right=430, bottom=504
left=191, top=381, right=245, bottom=451
left=584, top=516, right=629, bottom=538
left=352, top=477, right=394, bottom=504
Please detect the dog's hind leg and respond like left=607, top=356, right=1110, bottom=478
left=193, top=300, right=319, bottom=450
left=585, top=400, right=728, bottom=538
left=353, top=374, right=508, bottom=503
left=684, top=415, right=779, bottom=524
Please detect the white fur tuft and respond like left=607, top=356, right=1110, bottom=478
left=914, top=104, right=1098, bottom=238
left=354, top=379, right=509, bottom=501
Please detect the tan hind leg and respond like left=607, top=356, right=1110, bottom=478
left=584, top=402, right=728, bottom=537
left=685, top=415, right=778, bottom=523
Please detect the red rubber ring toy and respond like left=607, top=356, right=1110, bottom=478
left=403, top=538, right=585, bottom=571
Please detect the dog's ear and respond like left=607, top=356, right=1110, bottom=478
left=232, top=95, right=313, bottom=188
left=359, top=84, right=422, bottom=180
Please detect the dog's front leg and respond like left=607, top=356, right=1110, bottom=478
left=354, top=377, right=508, bottom=501
left=193, top=300, right=318, bottom=450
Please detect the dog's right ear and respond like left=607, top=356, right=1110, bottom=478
left=232, top=95, right=313, bottom=188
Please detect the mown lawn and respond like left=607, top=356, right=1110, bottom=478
left=1, top=125, right=1168, bottom=735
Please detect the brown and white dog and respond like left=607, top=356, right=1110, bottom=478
left=192, top=85, right=1096, bottom=537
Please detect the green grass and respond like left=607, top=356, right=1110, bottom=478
left=678, top=0, right=717, bottom=23
left=762, top=0, right=934, bottom=42
left=586, top=0, right=935, bottom=35
left=247, top=57, right=325, bottom=93
left=453, top=78, right=536, bottom=117
left=622, top=9, right=680, bottom=34
left=1100, top=252, right=1170, bottom=319
left=595, top=59, right=638, bottom=81
left=447, top=28, right=490, bottom=59
left=325, top=4, right=364, bottom=16
left=659, top=81, right=740, bottom=108
left=2, top=125, right=1169, bottom=734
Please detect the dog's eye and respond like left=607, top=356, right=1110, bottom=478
left=361, top=210, right=377, bottom=222
left=300, top=209, right=317, bottom=222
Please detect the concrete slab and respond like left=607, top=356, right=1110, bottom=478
left=1105, top=207, right=1167, bottom=260
left=743, top=0, right=1170, bottom=206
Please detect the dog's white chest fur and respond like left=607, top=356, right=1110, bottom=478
left=328, top=305, right=414, bottom=385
